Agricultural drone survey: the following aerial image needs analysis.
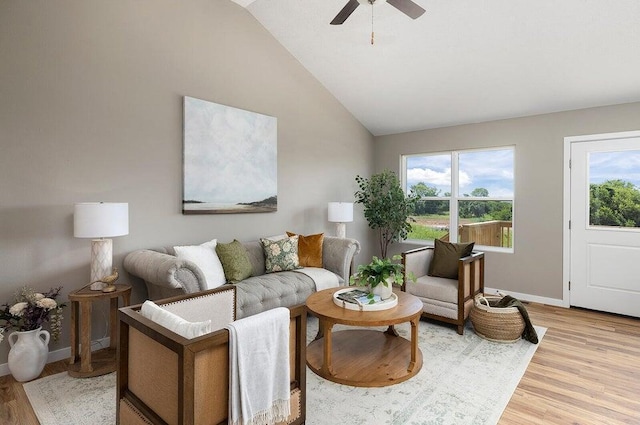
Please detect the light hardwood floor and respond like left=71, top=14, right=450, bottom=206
left=1, top=302, right=639, bottom=424
left=500, top=303, right=640, bottom=425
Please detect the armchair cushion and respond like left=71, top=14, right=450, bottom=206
left=410, top=275, right=459, bottom=304
left=216, top=239, right=254, bottom=283
left=428, top=239, right=475, bottom=279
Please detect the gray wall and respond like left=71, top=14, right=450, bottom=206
left=0, top=0, right=375, bottom=364
left=376, top=101, right=640, bottom=301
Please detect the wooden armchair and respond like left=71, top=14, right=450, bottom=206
left=117, top=286, right=306, bottom=425
left=401, top=246, right=484, bottom=335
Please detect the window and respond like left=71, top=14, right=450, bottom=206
left=589, top=150, right=640, bottom=229
left=402, top=147, right=514, bottom=251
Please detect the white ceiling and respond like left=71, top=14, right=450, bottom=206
left=233, top=0, right=640, bottom=136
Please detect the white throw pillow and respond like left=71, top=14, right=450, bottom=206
left=140, top=300, right=212, bottom=339
left=174, top=239, right=226, bottom=289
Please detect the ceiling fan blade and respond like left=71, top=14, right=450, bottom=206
left=386, top=0, right=426, bottom=19
left=330, top=0, right=360, bottom=25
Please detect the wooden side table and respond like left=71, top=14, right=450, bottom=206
left=68, top=283, right=132, bottom=378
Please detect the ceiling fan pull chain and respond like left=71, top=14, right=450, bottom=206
left=371, top=1, right=375, bottom=45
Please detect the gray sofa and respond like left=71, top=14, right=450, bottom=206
left=124, top=236, right=360, bottom=318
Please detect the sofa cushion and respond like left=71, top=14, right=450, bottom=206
left=173, top=239, right=225, bottom=289
left=260, top=235, right=300, bottom=273
left=428, top=239, right=475, bottom=279
left=216, top=240, right=253, bottom=283
left=235, top=271, right=315, bottom=319
left=286, top=232, right=324, bottom=268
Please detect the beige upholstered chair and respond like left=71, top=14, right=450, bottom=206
left=401, top=245, right=484, bottom=335
left=117, top=285, right=306, bottom=425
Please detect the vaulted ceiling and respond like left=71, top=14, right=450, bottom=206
left=232, top=0, right=640, bottom=136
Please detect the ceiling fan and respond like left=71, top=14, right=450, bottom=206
left=330, top=0, right=426, bottom=25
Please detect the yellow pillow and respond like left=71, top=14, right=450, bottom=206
left=286, top=232, right=324, bottom=268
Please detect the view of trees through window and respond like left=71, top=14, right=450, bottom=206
left=589, top=150, right=640, bottom=228
left=590, top=180, right=640, bottom=227
left=589, top=180, right=640, bottom=227
left=403, top=148, right=514, bottom=249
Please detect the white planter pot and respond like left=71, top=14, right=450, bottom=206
left=370, top=277, right=394, bottom=300
left=8, top=327, right=50, bottom=382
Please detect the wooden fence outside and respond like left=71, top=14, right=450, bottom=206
left=459, top=220, right=513, bottom=247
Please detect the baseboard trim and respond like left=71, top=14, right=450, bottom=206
left=484, top=287, right=567, bottom=308
left=0, top=337, right=110, bottom=378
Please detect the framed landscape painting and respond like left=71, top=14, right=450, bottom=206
left=183, top=96, right=277, bottom=214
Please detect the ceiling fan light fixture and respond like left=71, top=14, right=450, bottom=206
left=330, top=0, right=425, bottom=25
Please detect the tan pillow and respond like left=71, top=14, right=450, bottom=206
left=428, top=239, right=475, bottom=279
left=286, top=232, right=324, bottom=268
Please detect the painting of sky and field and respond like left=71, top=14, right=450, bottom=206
left=183, top=96, right=277, bottom=214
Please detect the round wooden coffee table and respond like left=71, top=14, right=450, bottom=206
left=306, top=287, right=423, bottom=387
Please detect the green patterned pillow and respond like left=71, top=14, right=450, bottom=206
left=260, top=235, right=301, bottom=273
left=215, top=240, right=253, bottom=283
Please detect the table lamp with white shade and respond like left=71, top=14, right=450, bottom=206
left=74, top=202, right=129, bottom=290
left=328, top=202, right=353, bottom=238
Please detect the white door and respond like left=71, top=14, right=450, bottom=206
left=569, top=132, right=640, bottom=317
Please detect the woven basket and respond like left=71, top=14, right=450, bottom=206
left=470, top=295, right=525, bottom=343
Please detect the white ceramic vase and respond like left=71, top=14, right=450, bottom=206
left=370, top=277, right=394, bottom=300
left=8, top=327, right=50, bottom=382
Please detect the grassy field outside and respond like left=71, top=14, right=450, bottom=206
left=408, top=214, right=449, bottom=240
left=408, top=226, right=448, bottom=240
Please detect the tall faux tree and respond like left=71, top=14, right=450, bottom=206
left=354, top=170, right=419, bottom=258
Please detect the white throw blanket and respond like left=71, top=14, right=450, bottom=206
left=294, top=267, right=339, bottom=291
left=226, top=307, right=291, bottom=425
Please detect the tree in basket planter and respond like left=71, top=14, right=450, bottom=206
left=350, top=255, right=415, bottom=300
left=354, top=170, right=420, bottom=259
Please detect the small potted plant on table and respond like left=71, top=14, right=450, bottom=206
left=350, top=255, right=412, bottom=300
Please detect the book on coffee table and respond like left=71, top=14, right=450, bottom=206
left=333, top=287, right=399, bottom=311
left=335, top=288, right=382, bottom=305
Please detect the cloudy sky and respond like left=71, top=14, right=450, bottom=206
left=406, top=148, right=514, bottom=198
left=183, top=97, right=277, bottom=204
left=589, top=150, right=640, bottom=188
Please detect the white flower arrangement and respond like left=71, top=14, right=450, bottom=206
left=0, top=286, right=65, bottom=343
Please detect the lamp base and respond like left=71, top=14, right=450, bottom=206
left=335, top=222, right=346, bottom=239
left=90, top=239, right=113, bottom=288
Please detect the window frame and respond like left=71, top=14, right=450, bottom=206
left=401, top=146, right=515, bottom=253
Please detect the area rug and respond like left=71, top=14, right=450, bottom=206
left=305, top=317, right=545, bottom=424
left=23, top=371, right=116, bottom=425
left=24, top=318, right=544, bottom=425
